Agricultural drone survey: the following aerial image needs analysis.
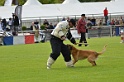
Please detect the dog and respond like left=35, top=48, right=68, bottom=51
left=67, top=44, right=107, bottom=66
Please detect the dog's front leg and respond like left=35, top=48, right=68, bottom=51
left=73, top=59, right=78, bottom=65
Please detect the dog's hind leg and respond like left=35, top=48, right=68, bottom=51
left=90, top=61, right=97, bottom=66
left=87, top=57, right=97, bottom=66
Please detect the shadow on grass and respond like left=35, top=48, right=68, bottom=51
left=48, top=65, right=103, bottom=70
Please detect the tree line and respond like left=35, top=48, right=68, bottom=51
left=0, top=0, right=110, bottom=6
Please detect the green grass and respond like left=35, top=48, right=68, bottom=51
left=0, top=36, right=124, bottom=82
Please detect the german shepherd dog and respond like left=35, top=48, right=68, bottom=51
left=67, top=44, right=107, bottom=66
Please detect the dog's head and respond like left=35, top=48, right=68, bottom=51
left=66, top=44, right=73, bottom=51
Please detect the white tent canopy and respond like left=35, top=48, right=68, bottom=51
left=24, top=0, right=42, bottom=5
left=62, top=0, right=80, bottom=4
left=0, top=0, right=124, bottom=20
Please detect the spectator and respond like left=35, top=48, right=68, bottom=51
left=43, top=19, right=49, bottom=29
left=115, top=19, right=119, bottom=25
left=30, top=22, right=40, bottom=43
left=76, top=14, right=88, bottom=47
left=97, top=19, right=103, bottom=37
left=0, top=18, right=3, bottom=45
left=34, top=25, right=40, bottom=43
left=107, top=19, right=111, bottom=26
left=12, top=13, right=19, bottom=36
left=103, top=7, right=108, bottom=25
left=87, top=18, right=93, bottom=29
left=86, top=18, right=93, bottom=39
left=110, top=19, right=115, bottom=25
left=30, top=22, right=36, bottom=32
left=34, top=20, right=39, bottom=25
left=53, top=23, right=57, bottom=28
left=8, top=18, right=13, bottom=31
left=1, top=18, right=7, bottom=31
left=119, top=18, right=124, bottom=26
left=43, top=19, right=49, bottom=26
left=47, top=23, right=54, bottom=29
left=91, top=17, right=96, bottom=26
left=34, top=20, right=40, bottom=30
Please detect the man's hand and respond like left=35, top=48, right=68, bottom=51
left=61, top=36, right=66, bottom=40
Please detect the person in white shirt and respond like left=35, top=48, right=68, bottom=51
left=47, top=19, right=77, bottom=69
left=8, top=18, right=13, bottom=31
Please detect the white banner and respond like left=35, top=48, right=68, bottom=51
left=15, top=5, right=22, bottom=28
left=4, top=0, right=13, bottom=6
left=70, top=29, right=81, bottom=39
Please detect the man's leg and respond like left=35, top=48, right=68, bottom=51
left=47, top=56, right=55, bottom=69
left=82, top=33, right=88, bottom=46
left=79, top=33, right=88, bottom=47
left=105, top=16, right=108, bottom=25
left=47, top=37, right=61, bottom=69
left=61, top=44, right=74, bottom=67
left=78, top=33, right=83, bottom=46
left=0, top=37, right=3, bottom=45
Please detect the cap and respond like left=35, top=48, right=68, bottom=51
left=81, top=14, right=85, bottom=16
left=69, top=19, right=76, bottom=26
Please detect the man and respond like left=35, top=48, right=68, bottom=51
left=12, top=13, right=19, bottom=36
left=76, top=14, right=88, bottom=47
left=98, top=19, right=103, bottom=37
left=103, top=7, right=108, bottom=25
left=0, top=19, right=4, bottom=45
left=47, top=19, right=77, bottom=69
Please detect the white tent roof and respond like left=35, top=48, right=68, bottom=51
left=22, top=4, right=62, bottom=19
left=62, top=0, right=80, bottom=4
left=24, top=0, right=42, bottom=5
left=0, top=0, right=124, bottom=19
left=0, top=6, right=16, bottom=19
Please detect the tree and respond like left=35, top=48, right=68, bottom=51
left=79, top=0, right=110, bottom=2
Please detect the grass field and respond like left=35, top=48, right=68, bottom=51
left=0, top=36, right=124, bottom=82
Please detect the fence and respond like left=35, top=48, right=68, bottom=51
left=43, top=25, right=123, bottom=41
left=18, top=25, right=123, bottom=41
left=21, top=12, right=124, bottom=29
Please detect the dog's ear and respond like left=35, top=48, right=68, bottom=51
left=66, top=44, right=72, bottom=50
left=70, top=46, right=72, bottom=50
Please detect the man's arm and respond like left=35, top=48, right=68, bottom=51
left=66, top=30, right=76, bottom=44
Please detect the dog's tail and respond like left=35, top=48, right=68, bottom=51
left=97, top=45, right=107, bottom=55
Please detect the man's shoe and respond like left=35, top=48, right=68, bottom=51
left=47, top=66, right=51, bottom=69
left=78, top=44, right=82, bottom=47
left=85, top=44, right=88, bottom=47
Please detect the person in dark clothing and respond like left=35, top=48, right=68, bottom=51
left=1, top=18, right=7, bottom=31
left=12, top=13, right=19, bottom=36
left=47, top=19, right=77, bottom=69
left=91, top=18, right=96, bottom=26
left=47, top=23, right=54, bottom=29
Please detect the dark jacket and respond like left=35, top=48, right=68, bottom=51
left=13, top=15, right=19, bottom=26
